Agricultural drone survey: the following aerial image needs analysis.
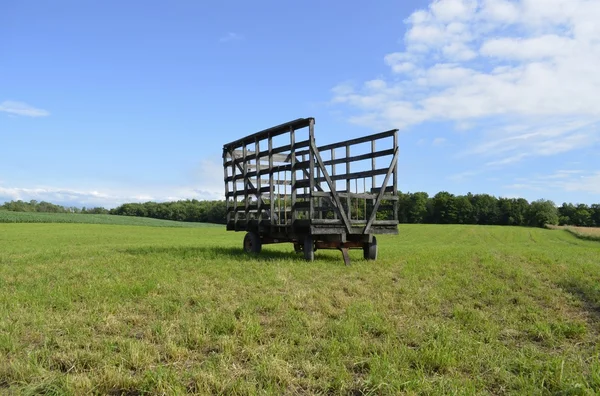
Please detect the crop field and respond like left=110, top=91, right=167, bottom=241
left=0, top=211, right=218, bottom=228
left=562, top=226, right=600, bottom=242
left=0, top=223, right=599, bottom=394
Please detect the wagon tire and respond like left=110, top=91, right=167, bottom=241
left=303, top=236, right=314, bottom=261
left=243, top=232, right=262, bottom=254
left=363, top=236, right=378, bottom=261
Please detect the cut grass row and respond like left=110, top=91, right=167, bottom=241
left=0, top=224, right=599, bottom=394
left=0, top=210, right=217, bottom=227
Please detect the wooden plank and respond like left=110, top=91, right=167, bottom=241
left=256, top=137, right=262, bottom=220
left=223, top=150, right=229, bottom=223
left=269, top=135, right=274, bottom=226
left=223, top=118, right=313, bottom=149
left=346, top=144, right=351, bottom=220
left=312, top=191, right=398, bottom=200
left=232, top=149, right=238, bottom=226
left=371, top=186, right=394, bottom=193
left=320, top=148, right=394, bottom=167
left=296, top=129, right=398, bottom=157
left=290, top=127, right=297, bottom=224
left=331, top=148, right=337, bottom=220
left=232, top=150, right=290, bottom=163
left=271, top=139, right=310, bottom=156
left=364, top=147, right=399, bottom=234
left=227, top=147, right=267, bottom=218
left=311, top=140, right=352, bottom=233
left=299, top=167, right=390, bottom=184
left=309, top=118, right=315, bottom=221
left=243, top=143, right=249, bottom=226
left=393, top=130, right=399, bottom=222
left=371, top=140, right=376, bottom=194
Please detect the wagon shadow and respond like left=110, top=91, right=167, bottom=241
left=121, top=245, right=343, bottom=263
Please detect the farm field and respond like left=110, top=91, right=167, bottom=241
left=0, top=223, right=599, bottom=394
left=552, top=226, right=600, bottom=242
left=0, top=211, right=218, bottom=228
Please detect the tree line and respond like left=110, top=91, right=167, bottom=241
left=2, top=193, right=600, bottom=228
left=0, top=200, right=110, bottom=214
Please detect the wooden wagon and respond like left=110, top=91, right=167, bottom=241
left=222, top=117, right=399, bottom=265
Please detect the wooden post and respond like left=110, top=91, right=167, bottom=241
left=269, top=135, right=274, bottom=226
left=331, top=148, right=337, bottom=220
left=232, top=149, right=238, bottom=227
left=346, top=144, right=351, bottom=220
left=308, top=118, right=315, bottom=221
left=393, top=131, right=398, bottom=221
left=255, top=137, right=261, bottom=221
left=290, top=127, right=296, bottom=224
left=243, top=143, right=248, bottom=224
left=372, top=139, right=376, bottom=222
left=223, top=150, right=230, bottom=224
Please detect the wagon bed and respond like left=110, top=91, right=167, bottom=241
left=222, top=117, right=399, bottom=264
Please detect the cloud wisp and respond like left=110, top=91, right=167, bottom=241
left=219, top=32, right=244, bottom=43
left=0, top=100, right=50, bottom=117
left=505, top=170, right=600, bottom=196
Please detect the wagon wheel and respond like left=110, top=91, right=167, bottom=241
left=303, top=236, right=314, bottom=261
left=243, top=232, right=262, bottom=254
left=363, top=236, right=378, bottom=261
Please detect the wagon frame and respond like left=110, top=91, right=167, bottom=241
left=222, top=117, right=399, bottom=265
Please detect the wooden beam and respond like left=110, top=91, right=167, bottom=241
left=296, top=129, right=398, bottom=157
left=311, top=140, right=352, bottom=233
left=223, top=117, right=313, bottom=149
left=364, top=147, right=399, bottom=234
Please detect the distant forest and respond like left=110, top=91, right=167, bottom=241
left=1, top=193, right=599, bottom=228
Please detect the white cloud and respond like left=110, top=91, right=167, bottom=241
left=0, top=159, right=226, bottom=208
left=219, top=32, right=243, bottom=43
left=0, top=184, right=223, bottom=209
left=332, top=0, right=600, bottom=166
left=0, top=101, right=50, bottom=117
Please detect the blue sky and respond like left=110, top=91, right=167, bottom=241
left=1, top=0, right=599, bottom=208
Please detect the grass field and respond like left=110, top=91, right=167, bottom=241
left=0, top=224, right=599, bottom=394
left=0, top=211, right=218, bottom=228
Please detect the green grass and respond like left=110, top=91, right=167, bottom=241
left=0, top=224, right=599, bottom=394
left=0, top=210, right=218, bottom=227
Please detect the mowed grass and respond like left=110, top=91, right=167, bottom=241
left=0, top=224, right=599, bottom=395
left=0, top=211, right=217, bottom=228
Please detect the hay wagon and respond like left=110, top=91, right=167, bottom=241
left=222, top=117, right=399, bottom=265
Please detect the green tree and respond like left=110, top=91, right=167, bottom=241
left=470, top=194, right=499, bottom=225
left=528, top=199, right=558, bottom=227
left=431, top=192, right=457, bottom=224
left=407, top=192, right=429, bottom=223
